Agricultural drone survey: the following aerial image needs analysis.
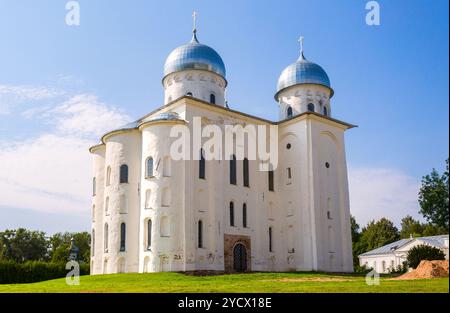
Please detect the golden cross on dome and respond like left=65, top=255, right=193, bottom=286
left=192, top=11, right=198, bottom=32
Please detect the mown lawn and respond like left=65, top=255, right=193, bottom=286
left=0, top=272, right=447, bottom=293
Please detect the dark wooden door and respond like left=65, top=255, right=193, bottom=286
left=233, top=243, right=247, bottom=272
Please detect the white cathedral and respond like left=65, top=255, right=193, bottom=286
left=89, top=24, right=355, bottom=274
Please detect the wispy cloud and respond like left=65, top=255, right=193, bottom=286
left=348, top=166, right=423, bottom=227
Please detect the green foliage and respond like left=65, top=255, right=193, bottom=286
left=388, top=261, right=408, bottom=274
left=0, top=260, right=89, bottom=284
left=350, top=216, right=361, bottom=267
left=353, top=264, right=371, bottom=274
left=49, top=232, right=91, bottom=263
left=358, top=218, right=400, bottom=253
left=406, top=244, right=446, bottom=269
left=418, top=159, right=449, bottom=229
left=0, top=228, right=49, bottom=262
left=400, top=215, right=425, bottom=238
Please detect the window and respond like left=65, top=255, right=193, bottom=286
left=307, top=103, right=315, bottom=112
left=92, top=229, right=95, bottom=257
left=230, top=155, right=237, bottom=185
left=105, top=197, right=109, bottom=215
left=106, top=166, right=111, bottom=186
left=327, top=211, right=332, bottom=220
left=104, top=223, right=109, bottom=252
left=210, top=93, right=216, bottom=104
left=325, top=162, right=330, bottom=168
left=382, top=261, right=386, bottom=272
left=286, top=143, right=291, bottom=150
left=146, top=158, right=154, bottom=178
left=269, top=227, right=273, bottom=252
left=92, top=177, right=96, bottom=196
left=147, top=219, right=152, bottom=250
left=243, top=158, right=249, bottom=187
left=286, top=106, right=293, bottom=118
left=199, top=149, right=206, bottom=179
left=120, top=223, right=126, bottom=252
left=286, top=167, right=292, bottom=185
left=243, top=203, right=247, bottom=228
left=186, top=92, right=193, bottom=97
left=268, top=170, right=274, bottom=191
left=198, top=220, right=203, bottom=248
left=119, top=164, right=128, bottom=183
left=229, top=202, right=235, bottom=226
left=391, top=260, right=395, bottom=269
left=323, top=106, right=328, bottom=116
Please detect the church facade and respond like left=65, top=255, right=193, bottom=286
left=89, top=28, right=355, bottom=274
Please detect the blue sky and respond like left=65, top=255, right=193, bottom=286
left=0, top=0, right=448, bottom=233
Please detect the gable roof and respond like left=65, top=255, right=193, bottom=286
left=359, top=235, right=449, bottom=257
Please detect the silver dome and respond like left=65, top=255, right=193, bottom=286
left=163, top=31, right=226, bottom=80
left=275, top=53, right=333, bottom=99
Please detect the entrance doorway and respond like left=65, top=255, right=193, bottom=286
left=233, top=243, right=247, bottom=272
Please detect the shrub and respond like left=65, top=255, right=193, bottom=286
left=0, top=260, right=90, bottom=284
left=354, top=264, right=372, bottom=274
left=406, top=244, right=445, bottom=269
left=388, top=261, right=408, bottom=274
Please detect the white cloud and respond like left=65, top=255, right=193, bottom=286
left=348, top=166, right=423, bottom=227
left=0, top=89, right=132, bottom=219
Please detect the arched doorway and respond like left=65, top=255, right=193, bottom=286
left=233, top=243, right=247, bottom=272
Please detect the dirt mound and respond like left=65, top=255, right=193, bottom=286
left=395, top=260, right=449, bottom=280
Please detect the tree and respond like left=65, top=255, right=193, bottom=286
left=350, top=216, right=361, bottom=266
left=400, top=215, right=424, bottom=238
left=0, top=229, right=49, bottom=262
left=49, top=232, right=90, bottom=263
left=418, top=159, right=449, bottom=229
left=406, top=244, right=445, bottom=269
left=358, top=218, right=400, bottom=253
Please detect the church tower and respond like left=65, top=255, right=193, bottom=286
left=275, top=37, right=333, bottom=120
left=162, top=12, right=227, bottom=106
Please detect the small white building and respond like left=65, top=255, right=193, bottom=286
left=358, top=235, right=449, bottom=273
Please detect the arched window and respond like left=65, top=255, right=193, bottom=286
left=323, top=106, right=328, bottom=116
left=120, top=223, right=126, bottom=252
left=307, top=103, right=315, bottom=112
left=198, top=220, right=203, bottom=248
left=210, top=93, right=216, bottom=104
left=186, top=91, right=193, bottom=97
left=268, top=170, right=274, bottom=191
left=92, top=177, right=96, bottom=196
left=104, top=223, right=109, bottom=252
left=230, top=155, right=237, bottom=185
left=106, top=166, right=111, bottom=186
left=229, top=202, right=235, bottom=226
left=243, top=158, right=249, bottom=187
left=286, top=106, right=293, bottom=118
left=199, top=149, right=206, bottom=179
left=243, top=203, right=247, bottom=228
left=147, top=219, right=152, bottom=250
left=92, top=229, right=95, bottom=257
left=146, top=158, right=154, bottom=178
left=269, top=227, right=273, bottom=252
left=120, top=164, right=128, bottom=183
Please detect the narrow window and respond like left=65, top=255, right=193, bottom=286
left=104, top=223, right=109, bottom=252
left=268, top=170, right=274, bottom=191
left=105, top=197, right=109, bottom=215
left=307, top=103, right=315, bottom=112
left=120, top=164, right=128, bottom=183
left=243, top=203, right=247, bottom=228
left=120, top=223, right=126, bottom=252
left=269, top=227, right=273, bottom=252
left=147, top=219, right=152, bottom=250
left=92, top=229, right=95, bottom=257
left=106, top=166, right=111, bottom=186
left=243, top=158, right=249, bottom=187
left=229, top=202, right=235, bottom=226
left=92, top=177, right=96, bottom=196
left=323, top=106, right=328, bottom=116
left=198, top=220, right=203, bottom=248
left=199, top=149, right=206, bottom=179
left=230, top=155, right=237, bottom=185
left=210, top=93, right=216, bottom=104
left=146, top=158, right=154, bottom=178
left=287, top=106, right=293, bottom=118
left=186, top=92, right=193, bottom=97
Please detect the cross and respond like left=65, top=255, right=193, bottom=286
left=298, top=36, right=304, bottom=53
left=192, top=11, right=198, bottom=31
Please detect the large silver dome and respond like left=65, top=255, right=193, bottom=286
left=163, top=31, right=226, bottom=80
left=275, top=52, right=333, bottom=99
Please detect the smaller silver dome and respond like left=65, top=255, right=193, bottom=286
left=163, top=31, right=226, bottom=80
left=275, top=53, right=333, bottom=99
left=147, top=112, right=182, bottom=122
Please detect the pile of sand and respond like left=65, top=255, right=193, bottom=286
left=395, top=260, right=449, bottom=280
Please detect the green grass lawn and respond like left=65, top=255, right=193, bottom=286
left=0, top=272, right=447, bottom=293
